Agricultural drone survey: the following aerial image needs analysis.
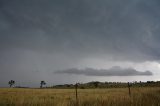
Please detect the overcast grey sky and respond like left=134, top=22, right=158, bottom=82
left=0, top=0, right=160, bottom=87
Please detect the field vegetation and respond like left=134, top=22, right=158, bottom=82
left=0, top=87, right=160, bottom=106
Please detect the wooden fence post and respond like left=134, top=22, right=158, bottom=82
left=128, top=82, right=131, bottom=97
left=75, top=83, right=78, bottom=106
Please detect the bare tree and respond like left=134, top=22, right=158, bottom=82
left=8, top=80, right=15, bottom=88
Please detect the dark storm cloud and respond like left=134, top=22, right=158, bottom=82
left=0, top=0, right=160, bottom=62
left=0, top=0, right=160, bottom=87
left=55, top=66, right=153, bottom=76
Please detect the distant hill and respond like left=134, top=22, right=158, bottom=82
left=47, top=81, right=160, bottom=89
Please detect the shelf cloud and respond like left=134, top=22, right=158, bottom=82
left=55, top=66, right=153, bottom=76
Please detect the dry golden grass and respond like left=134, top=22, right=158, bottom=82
left=0, top=87, right=160, bottom=106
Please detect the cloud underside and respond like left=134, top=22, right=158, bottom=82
left=0, top=0, right=160, bottom=62
left=55, top=66, right=153, bottom=76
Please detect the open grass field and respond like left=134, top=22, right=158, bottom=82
left=0, top=87, right=160, bottom=106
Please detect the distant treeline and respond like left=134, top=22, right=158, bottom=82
left=13, top=81, right=160, bottom=89
left=47, top=81, right=160, bottom=89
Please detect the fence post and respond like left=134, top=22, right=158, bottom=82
left=75, top=83, right=78, bottom=106
left=128, top=82, right=131, bottom=97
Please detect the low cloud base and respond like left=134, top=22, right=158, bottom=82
left=55, top=66, right=153, bottom=76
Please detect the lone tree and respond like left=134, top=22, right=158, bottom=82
left=40, top=81, right=46, bottom=88
left=8, top=80, right=15, bottom=88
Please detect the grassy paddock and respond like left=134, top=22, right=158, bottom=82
left=0, top=87, right=160, bottom=106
